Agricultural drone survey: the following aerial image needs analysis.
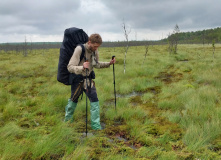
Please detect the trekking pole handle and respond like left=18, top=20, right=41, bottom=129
left=84, top=59, right=89, bottom=70
left=112, top=55, right=115, bottom=60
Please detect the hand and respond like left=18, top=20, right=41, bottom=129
left=83, top=61, right=90, bottom=69
left=109, top=58, right=116, bottom=65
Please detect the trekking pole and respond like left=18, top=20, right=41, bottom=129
left=85, top=59, right=88, bottom=137
left=112, top=55, right=116, bottom=110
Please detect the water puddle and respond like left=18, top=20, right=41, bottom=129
left=101, top=86, right=164, bottom=150
left=116, top=91, right=143, bottom=98
left=103, top=91, right=144, bottom=107
left=117, top=87, right=161, bottom=98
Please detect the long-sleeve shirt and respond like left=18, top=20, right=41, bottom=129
left=67, top=43, right=110, bottom=87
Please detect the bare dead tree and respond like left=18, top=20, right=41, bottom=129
left=167, top=32, right=172, bottom=54
left=122, top=20, right=131, bottom=74
left=5, top=43, right=9, bottom=53
left=168, top=24, right=180, bottom=54
left=23, top=36, right=28, bottom=57
left=212, top=40, right=215, bottom=61
left=134, top=31, right=138, bottom=48
left=30, top=37, right=33, bottom=54
left=174, top=24, right=180, bottom=53
left=143, top=41, right=149, bottom=65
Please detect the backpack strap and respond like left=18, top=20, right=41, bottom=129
left=79, top=44, right=86, bottom=61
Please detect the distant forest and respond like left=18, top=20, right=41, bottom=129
left=0, top=27, right=220, bottom=52
left=163, top=27, right=221, bottom=44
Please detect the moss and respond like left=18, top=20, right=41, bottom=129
left=137, top=135, right=155, bottom=147
left=136, top=146, right=161, bottom=159
left=87, top=135, right=136, bottom=159
left=144, top=86, right=162, bottom=95
left=88, top=137, right=113, bottom=149
left=1, top=45, right=221, bottom=159
left=176, top=151, right=194, bottom=160
left=130, top=95, right=142, bottom=104
left=157, top=151, right=178, bottom=160
left=155, top=71, right=183, bottom=84
left=104, top=125, right=129, bottom=138
left=210, top=136, right=221, bottom=152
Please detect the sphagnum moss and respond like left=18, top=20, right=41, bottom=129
left=1, top=45, right=221, bottom=159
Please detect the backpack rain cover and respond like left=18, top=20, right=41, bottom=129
left=57, top=27, right=88, bottom=85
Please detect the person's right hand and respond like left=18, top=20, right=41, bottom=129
left=83, top=61, right=90, bottom=69
left=109, top=58, right=116, bottom=65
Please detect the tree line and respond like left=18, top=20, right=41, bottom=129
left=0, top=41, right=163, bottom=53
left=163, top=27, right=221, bottom=44
left=0, top=42, right=61, bottom=53
left=0, top=27, right=220, bottom=53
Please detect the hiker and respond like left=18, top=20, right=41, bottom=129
left=64, top=33, right=116, bottom=130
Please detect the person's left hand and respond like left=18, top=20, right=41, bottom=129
left=109, top=58, right=116, bottom=65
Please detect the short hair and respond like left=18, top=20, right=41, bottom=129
left=89, top=34, right=102, bottom=44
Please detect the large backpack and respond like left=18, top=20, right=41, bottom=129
left=57, top=27, right=88, bottom=85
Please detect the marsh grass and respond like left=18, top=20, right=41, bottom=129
left=1, top=45, right=221, bottom=159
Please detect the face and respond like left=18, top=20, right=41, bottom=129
left=88, top=41, right=100, bottom=52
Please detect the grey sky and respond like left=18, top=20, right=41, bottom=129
left=0, top=0, right=220, bottom=43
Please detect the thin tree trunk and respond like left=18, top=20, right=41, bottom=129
left=124, top=45, right=129, bottom=74
left=122, top=20, right=131, bottom=74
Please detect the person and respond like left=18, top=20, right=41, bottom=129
left=64, top=33, right=116, bottom=130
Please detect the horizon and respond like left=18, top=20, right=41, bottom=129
left=0, top=26, right=220, bottom=44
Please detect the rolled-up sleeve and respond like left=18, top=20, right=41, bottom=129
left=94, top=62, right=110, bottom=68
left=93, top=51, right=110, bottom=69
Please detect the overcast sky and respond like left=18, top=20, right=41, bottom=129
left=0, top=0, right=220, bottom=43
